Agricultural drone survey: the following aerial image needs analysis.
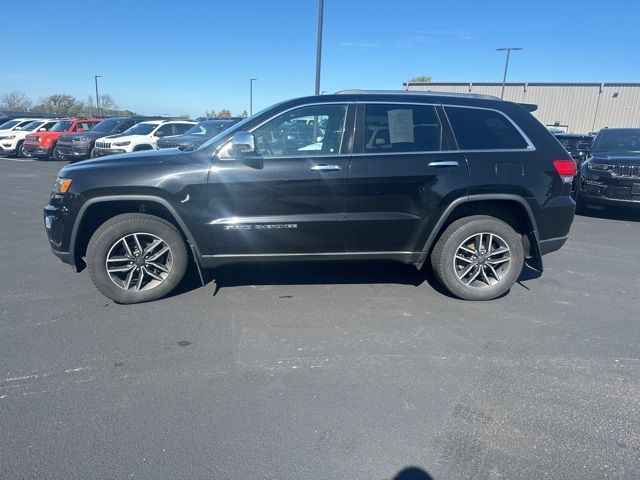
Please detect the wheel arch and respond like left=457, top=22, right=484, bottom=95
left=416, top=194, right=542, bottom=271
left=70, top=195, right=199, bottom=270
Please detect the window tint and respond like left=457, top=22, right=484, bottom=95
left=173, top=123, right=193, bottom=135
left=156, top=124, right=174, bottom=136
left=252, top=104, right=347, bottom=157
left=364, top=104, right=444, bottom=153
left=76, top=122, right=95, bottom=132
left=115, top=120, right=135, bottom=132
left=445, top=107, right=529, bottom=150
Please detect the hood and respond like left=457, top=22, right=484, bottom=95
left=61, top=148, right=181, bottom=175
left=158, top=134, right=208, bottom=146
left=101, top=133, right=148, bottom=141
left=589, top=152, right=640, bottom=165
left=61, top=131, right=108, bottom=141
left=36, top=131, right=67, bottom=139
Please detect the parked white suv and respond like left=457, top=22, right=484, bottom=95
left=93, top=120, right=196, bottom=157
left=0, top=118, right=40, bottom=135
left=0, top=119, right=59, bottom=157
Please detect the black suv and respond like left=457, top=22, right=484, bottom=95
left=157, top=118, right=241, bottom=151
left=575, top=128, right=640, bottom=210
left=55, top=116, right=161, bottom=161
left=44, top=91, right=576, bottom=304
left=554, top=133, right=594, bottom=167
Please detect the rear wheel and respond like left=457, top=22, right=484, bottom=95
left=86, top=213, right=188, bottom=304
left=431, top=215, right=524, bottom=301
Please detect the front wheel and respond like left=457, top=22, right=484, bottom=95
left=430, top=215, right=524, bottom=301
left=52, top=146, right=64, bottom=161
left=87, top=213, right=188, bottom=304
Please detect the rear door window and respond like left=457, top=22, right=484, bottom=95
left=173, top=123, right=193, bottom=135
left=363, top=103, right=445, bottom=153
left=445, top=106, right=529, bottom=150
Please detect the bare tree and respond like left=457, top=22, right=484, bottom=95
left=0, top=91, right=33, bottom=112
left=216, top=109, right=232, bottom=118
left=33, top=94, right=84, bottom=116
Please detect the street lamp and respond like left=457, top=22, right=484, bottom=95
left=249, top=78, right=257, bottom=116
left=94, top=75, right=102, bottom=116
left=315, top=0, right=324, bottom=95
left=496, top=48, right=522, bottom=99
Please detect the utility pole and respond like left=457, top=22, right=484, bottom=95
left=496, top=48, right=522, bottom=99
left=94, top=75, right=102, bottom=116
left=250, top=78, right=257, bottom=116
left=314, top=0, right=324, bottom=95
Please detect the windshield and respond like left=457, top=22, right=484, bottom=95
left=121, top=123, right=157, bottom=136
left=91, top=118, right=122, bottom=133
left=20, top=121, right=45, bottom=131
left=0, top=119, right=20, bottom=130
left=187, top=121, right=232, bottom=136
left=50, top=120, right=73, bottom=132
left=557, top=136, right=592, bottom=150
left=591, top=129, right=640, bottom=153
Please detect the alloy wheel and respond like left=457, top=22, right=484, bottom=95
left=453, top=232, right=512, bottom=289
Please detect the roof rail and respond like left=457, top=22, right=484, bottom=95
left=335, top=89, right=501, bottom=100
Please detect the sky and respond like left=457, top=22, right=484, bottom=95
left=2, top=0, right=639, bottom=118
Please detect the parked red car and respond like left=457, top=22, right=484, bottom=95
left=23, top=118, right=102, bottom=159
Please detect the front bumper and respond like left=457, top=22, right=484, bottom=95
left=93, top=146, right=127, bottom=157
left=579, top=174, right=640, bottom=207
left=0, top=141, right=18, bottom=154
left=22, top=143, right=51, bottom=157
left=44, top=192, right=83, bottom=267
left=56, top=143, right=91, bottom=158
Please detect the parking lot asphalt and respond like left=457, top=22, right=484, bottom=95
left=1, top=156, right=639, bottom=480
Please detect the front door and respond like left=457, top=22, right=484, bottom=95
left=208, top=103, right=354, bottom=254
left=346, top=102, right=468, bottom=253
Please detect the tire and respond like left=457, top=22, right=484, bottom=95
left=19, top=143, right=32, bottom=158
left=573, top=183, right=587, bottom=215
left=13, top=140, right=24, bottom=158
left=52, top=146, right=64, bottom=161
left=86, top=213, right=188, bottom=304
left=89, top=147, right=96, bottom=158
left=430, top=215, right=524, bottom=301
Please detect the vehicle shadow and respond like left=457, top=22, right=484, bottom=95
left=167, top=258, right=542, bottom=299
left=578, top=206, right=640, bottom=222
left=393, top=466, right=434, bottom=479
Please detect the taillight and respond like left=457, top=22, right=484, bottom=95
left=553, top=159, right=577, bottom=183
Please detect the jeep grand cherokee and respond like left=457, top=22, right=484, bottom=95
left=43, top=91, right=576, bottom=304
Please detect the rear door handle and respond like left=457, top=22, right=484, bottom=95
left=311, top=164, right=341, bottom=171
left=428, top=161, right=459, bottom=167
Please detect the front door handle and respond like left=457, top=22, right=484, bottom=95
left=311, top=164, right=341, bottom=171
left=428, top=161, right=459, bottom=167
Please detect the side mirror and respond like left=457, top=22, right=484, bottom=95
left=230, top=131, right=255, bottom=155
left=38, top=127, right=47, bottom=131
left=76, top=128, right=84, bottom=133
left=155, top=131, right=165, bottom=137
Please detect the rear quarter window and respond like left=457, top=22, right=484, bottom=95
left=445, top=106, right=529, bottom=150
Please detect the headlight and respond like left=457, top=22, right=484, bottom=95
left=75, top=136, right=89, bottom=142
left=587, top=163, right=614, bottom=173
left=5, top=135, right=16, bottom=139
left=36, top=136, right=43, bottom=143
left=113, top=141, right=130, bottom=146
left=54, top=177, right=72, bottom=194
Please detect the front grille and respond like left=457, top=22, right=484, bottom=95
left=158, top=141, right=180, bottom=149
left=604, top=185, right=640, bottom=201
left=612, top=164, right=640, bottom=178
left=95, top=141, right=111, bottom=149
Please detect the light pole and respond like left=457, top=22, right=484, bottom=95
left=249, top=78, right=257, bottom=116
left=314, top=0, right=324, bottom=95
left=496, top=48, right=522, bottom=99
left=94, top=75, right=102, bottom=115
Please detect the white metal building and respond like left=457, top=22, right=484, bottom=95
left=403, top=82, right=640, bottom=134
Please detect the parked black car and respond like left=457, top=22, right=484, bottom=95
left=554, top=133, right=594, bottom=166
left=56, top=116, right=162, bottom=162
left=575, top=128, right=640, bottom=210
left=156, top=119, right=241, bottom=151
left=44, top=90, right=576, bottom=304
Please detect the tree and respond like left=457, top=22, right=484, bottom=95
left=240, top=110, right=249, bottom=118
left=204, top=109, right=216, bottom=118
left=0, top=91, right=32, bottom=112
left=408, top=75, right=432, bottom=83
left=216, top=109, right=231, bottom=118
left=33, top=94, right=84, bottom=116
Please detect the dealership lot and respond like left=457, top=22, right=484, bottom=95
left=1, top=157, right=639, bottom=479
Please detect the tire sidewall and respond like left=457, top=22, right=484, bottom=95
left=87, top=215, right=188, bottom=304
left=435, top=218, right=524, bottom=301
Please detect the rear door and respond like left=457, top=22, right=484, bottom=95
left=208, top=102, right=354, bottom=254
left=346, top=102, right=468, bottom=253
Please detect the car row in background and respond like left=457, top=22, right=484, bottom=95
left=553, top=132, right=594, bottom=167
left=0, top=115, right=241, bottom=161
